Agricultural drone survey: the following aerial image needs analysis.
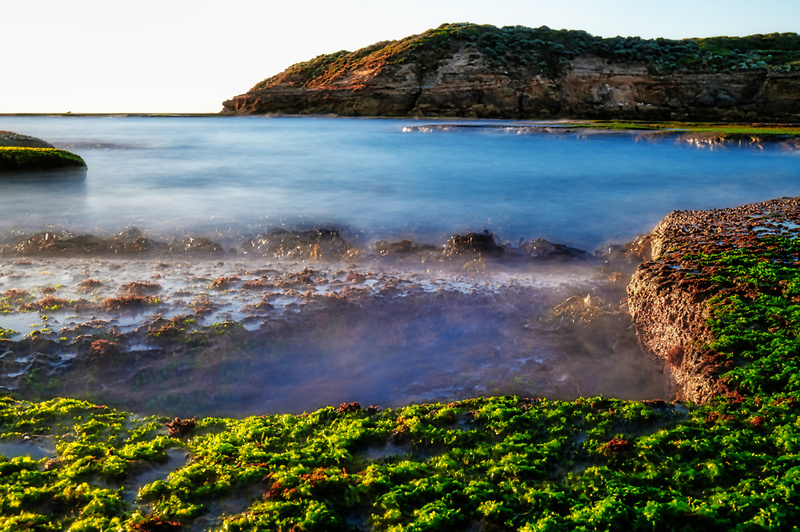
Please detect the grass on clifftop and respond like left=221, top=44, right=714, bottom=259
left=3, top=231, right=800, bottom=531
left=0, top=147, right=86, bottom=172
left=253, top=23, right=800, bottom=89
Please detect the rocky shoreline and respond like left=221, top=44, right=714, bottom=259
left=3, top=199, right=800, bottom=529
left=0, top=227, right=664, bottom=416
left=628, top=196, right=800, bottom=403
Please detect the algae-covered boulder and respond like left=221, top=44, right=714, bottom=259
left=0, top=130, right=86, bottom=172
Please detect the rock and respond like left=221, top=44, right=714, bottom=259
left=0, top=130, right=86, bottom=173
left=374, top=239, right=438, bottom=257
left=519, top=238, right=594, bottom=261
left=244, top=227, right=351, bottom=260
left=626, top=197, right=800, bottom=404
left=443, top=230, right=505, bottom=257
left=0, top=131, right=55, bottom=148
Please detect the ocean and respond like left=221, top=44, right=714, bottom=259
left=0, top=116, right=798, bottom=415
left=2, top=115, right=798, bottom=251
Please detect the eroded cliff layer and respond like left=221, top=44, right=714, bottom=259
left=223, top=24, right=800, bottom=121
left=627, top=197, right=800, bottom=404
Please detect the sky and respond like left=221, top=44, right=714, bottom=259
left=1, top=0, right=798, bottom=114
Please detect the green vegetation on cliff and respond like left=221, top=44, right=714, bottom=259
left=0, top=147, right=86, bottom=172
left=254, top=22, right=800, bottom=89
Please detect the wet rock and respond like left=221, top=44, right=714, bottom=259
left=0, top=131, right=55, bottom=149
left=627, top=196, right=800, bottom=404
left=169, top=237, right=225, bottom=256
left=129, top=517, right=183, bottom=532
left=101, top=294, right=156, bottom=311
left=244, top=228, right=351, bottom=260
left=165, top=416, right=196, bottom=438
left=121, top=281, right=162, bottom=295
left=1, top=131, right=87, bottom=174
left=551, top=294, right=608, bottom=322
left=598, top=234, right=654, bottom=264
left=6, top=231, right=105, bottom=255
left=519, top=238, right=594, bottom=262
left=211, top=276, right=240, bottom=289
left=26, top=352, right=63, bottom=372
left=602, top=436, right=633, bottom=455
left=90, top=339, right=122, bottom=359
left=375, top=239, right=438, bottom=257
left=1, top=228, right=166, bottom=256
left=336, top=402, right=362, bottom=413
left=443, top=230, right=504, bottom=257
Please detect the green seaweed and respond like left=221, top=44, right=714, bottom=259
left=0, top=327, right=18, bottom=340
left=2, top=232, right=800, bottom=529
left=0, top=147, right=86, bottom=171
left=580, top=120, right=800, bottom=139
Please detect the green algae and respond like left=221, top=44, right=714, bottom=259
left=579, top=120, right=800, bottom=139
left=2, top=236, right=800, bottom=530
left=0, top=147, right=86, bottom=172
left=2, top=392, right=798, bottom=530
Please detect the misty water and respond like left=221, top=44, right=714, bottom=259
left=1, top=116, right=799, bottom=416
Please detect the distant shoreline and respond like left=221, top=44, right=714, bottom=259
left=0, top=112, right=224, bottom=118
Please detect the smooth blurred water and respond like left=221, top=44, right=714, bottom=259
left=1, top=115, right=798, bottom=251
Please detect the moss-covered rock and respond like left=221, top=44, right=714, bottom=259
left=0, top=131, right=86, bottom=173
left=0, top=147, right=86, bottom=172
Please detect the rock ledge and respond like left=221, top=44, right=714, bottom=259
left=627, top=197, right=800, bottom=403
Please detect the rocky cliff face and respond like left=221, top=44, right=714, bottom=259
left=627, top=198, right=800, bottom=404
left=223, top=49, right=800, bottom=121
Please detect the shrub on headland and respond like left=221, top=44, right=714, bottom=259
left=255, top=23, right=800, bottom=89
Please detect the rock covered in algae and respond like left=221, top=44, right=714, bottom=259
left=628, top=196, right=800, bottom=403
left=0, top=130, right=86, bottom=172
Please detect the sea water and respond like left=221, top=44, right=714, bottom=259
left=1, top=115, right=798, bottom=251
left=1, top=116, right=799, bottom=415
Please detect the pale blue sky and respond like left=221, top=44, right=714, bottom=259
left=1, top=0, right=797, bottom=113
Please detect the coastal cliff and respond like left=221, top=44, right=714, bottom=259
left=223, top=23, right=800, bottom=121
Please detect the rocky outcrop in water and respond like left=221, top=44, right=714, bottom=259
left=627, top=197, right=800, bottom=404
left=0, top=131, right=55, bottom=149
left=0, top=131, right=86, bottom=173
left=222, top=24, right=800, bottom=121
